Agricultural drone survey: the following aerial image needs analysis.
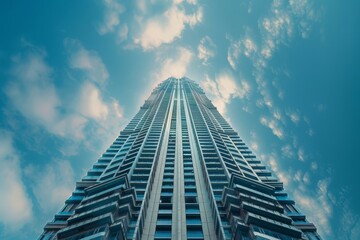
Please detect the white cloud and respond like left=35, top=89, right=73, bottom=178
left=227, top=39, right=241, bottom=70
left=311, top=161, right=318, bottom=171
left=7, top=50, right=58, bottom=123
left=66, top=38, right=109, bottom=84
left=286, top=110, right=300, bottom=124
left=25, top=160, right=75, bottom=213
left=272, top=108, right=282, bottom=121
left=256, top=0, right=319, bottom=63
left=339, top=203, right=360, bottom=239
left=224, top=2, right=319, bottom=171
left=98, top=0, right=124, bottom=35
left=290, top=112, right=300, bottom=123
left=86, top=97, right=124, bottom=151
left=260, top=116, right=284, bottom=139
left=261, top=150, right=333, bottom=238
left=254, top=73, right=274, bottom=110
left=135, top=0, right=147, bottom=13
left=227, top=36, right=257, bottom=70
left=65, top=39, right=124, bottom=151
left=0, top=130, right=32, bottom=230
left=200, top=73, right=250, bottom=115
left=218, top=74, right=250, bottom=99
left=111, top=99, right=124, bottom=119
left=117, top=24, right=128, bottom=42
left=250, top=142, right=259, bottom=151
left=298, top=147, right=305, bottom=161
left=281, top=144, right=294, bottom=158
left=243, top=38, right=258, bottom=57
left=232, top=0, right=319, bottom=128
left=293, top=179, right=333, bottom=237
left=155, top=47, right=193, bottom=83
left=77, top=81, right=109, bottom=121
left=64, top=39, right=124, bottom=149
left=5, top=40, right=124, bottom=152
left=74, top=81, right=124, bottom=151
left=261, top=39, right=275, bottom=59
left=55, top=115, right=88, bottom=141
left=134, top=3, right=203, bottom=50
left=289, top=0, right=319, bottom=38
left=6, top=47, right=88, bottom=140
left=197, top=36, right=216, bottom=65
left=65, top=38, right=123, bottom=124
left=266, top=154, right=289, bottom=185
left=98, top=1, right=204, bottom=49
left=262, top=13, right=292, bottom=40
left=294, top=170, right=310, bottom=185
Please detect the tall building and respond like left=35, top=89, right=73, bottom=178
left=40, top=78, right=321, bottom=240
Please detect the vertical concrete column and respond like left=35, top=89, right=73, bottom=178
left=141, top=83, right=176, bottom=240
left=182, top=81, right=217, bottom=240
left=172, top=79, right=187, bottom=239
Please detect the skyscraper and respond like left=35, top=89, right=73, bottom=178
left=39, top=78, right=321, bottom=240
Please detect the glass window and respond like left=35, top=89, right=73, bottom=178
left=155, top=227, right=171, bottom=238
left=187, top=229, right=203, bottom=238
left=185, top=196, right=197, bottom=203
left=186, top=216, right=201, bottom=225
left=186, top=205, right=200, bottom=214
left=157, top=215, right=172, bottom=225
left=160, top=196, right=172, bottom=203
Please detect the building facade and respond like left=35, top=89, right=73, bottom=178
left=39, top=78, right=321, bottom=240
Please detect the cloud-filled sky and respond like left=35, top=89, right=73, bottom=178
left=0, top=0, right=359, bottom=239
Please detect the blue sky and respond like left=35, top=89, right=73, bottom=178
left=0, top=0, right=359, bottom=239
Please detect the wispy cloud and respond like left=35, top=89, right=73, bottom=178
left=25, top=160, right=75, bottom=213
left=155, top=47, right=193, bottom=83
left=261, top=6, right=292, bottom=46
left=297, top=147, right=306, bottom=161
left=289, top=0, right=320, bottom=38
left=5, top=40, right=124, bottom=152
left=227, top=35, right=258, bottom=70
left=311, top=161, right=318, bottom=171
left=5, top=44, right=87, bottom=140
left=225, top=1, right=320, bottom=182
left=243, top=37, right=258, bottom=58
left=117, top=24, right=128, bottom=42
left=227, top=39, right=241, bottom=70
left=338, top=200, right=360, bottom=239
left=98, top=0, right=124, bottom=35
left=281, top=144, right=295, bottom=158
left=265, top=153, right=289, bottom=185
left=0, top=130, right=32, bottom=230
left=197, top=36, right=216, bottom=65
left=98, top=1, right=203, bottom=50
left=293, top=179, right=333, bottom=237
left=288, top=111, right=300, bottom=124
left=260, top=116, right=284, bottom=139
left=134, top=2, right=202, bottom=50
left=76, top=81, right=109, bottom=121
left=227, top=0, right=320, bottom=114
left=250, top=141, right=259, bottom=151
left=65, top=38, right=109, bottom=84
left=64, top=39, right=124, bottom=149
left=200, top=73, right=250, bottom=115
left=261, top=151, right=333, bottom=238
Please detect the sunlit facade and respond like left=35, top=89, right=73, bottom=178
left=40, top=78, right=321, bottom=240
